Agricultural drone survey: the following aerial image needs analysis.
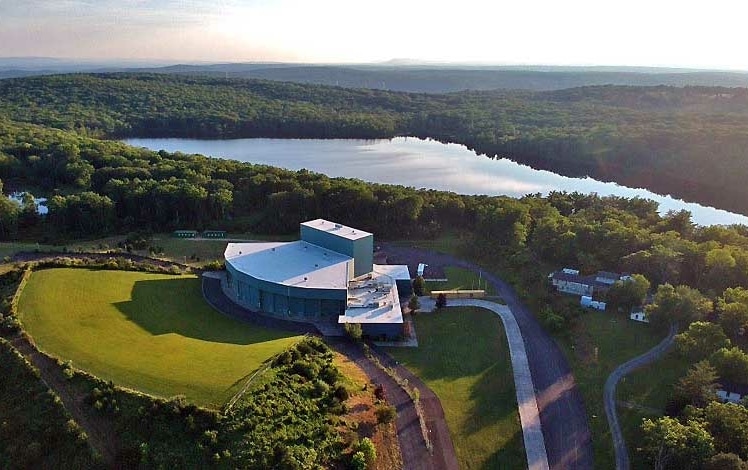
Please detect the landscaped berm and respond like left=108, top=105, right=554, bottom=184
left=17, top=268, right=301, bottom=408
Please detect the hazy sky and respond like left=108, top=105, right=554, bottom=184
left=1, top=0, right=746, bottom=69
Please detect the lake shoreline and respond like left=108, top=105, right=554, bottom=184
left=123, top=136, right=748, bottom=227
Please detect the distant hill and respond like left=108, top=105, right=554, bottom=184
left=135, top=64, right=748, bottom=93
left=2, top=59, right=748, bottom=92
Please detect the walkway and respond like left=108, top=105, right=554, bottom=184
left=604, top=323, right=677, bottom=470
left=382, top=244, right=593, bottom=469
left=449, top=298, right=550, bottom=470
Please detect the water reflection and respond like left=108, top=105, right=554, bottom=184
left=123, top=137, right=748, bottom=226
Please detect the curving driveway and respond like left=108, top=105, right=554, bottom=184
left=382, top=244, right=594, bottom=470
left=450, top=299, right=550, bottom=470
left=604, top=323, right=677, bottom=470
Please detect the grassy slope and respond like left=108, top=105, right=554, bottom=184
left=615, top=351, right=690, bottom=469
left=17, top=268, right=301, bottom=407
left=386, top=307, right=526, bottom=469
left=555, top=312, right=667, bottom=469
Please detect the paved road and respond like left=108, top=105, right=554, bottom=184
left=604, top=323, right=677, bottom=470
left=450, top=299, right=550, bottom=470
left=382, top=244, right=594, bottom=470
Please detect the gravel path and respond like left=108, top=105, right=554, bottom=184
left=449, top=298, right=549, bottom=470
left=382, top=244, right=594, bottom=470
left=604, top=323, right=677, bottom=470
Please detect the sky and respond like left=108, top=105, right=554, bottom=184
left=0, top=0, right=746, bottom=70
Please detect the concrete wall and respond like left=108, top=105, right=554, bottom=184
left=226, top=262, right=347, bottom=320
left=362, top=322, right=403, bottom=340
left=396, top=279, right=412, bottom=297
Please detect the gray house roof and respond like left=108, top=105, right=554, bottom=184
left=551, top=269, right=625, bottom=291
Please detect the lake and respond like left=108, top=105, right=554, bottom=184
left=123, top=137, right=748, bottom=227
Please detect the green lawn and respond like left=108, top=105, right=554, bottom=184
left=385, top=307, right=525, bottom=469
left=427, top=266, right=497, bottom=296
left=616, top=351, right=690, bottom=469
left=556, top=312, right=668, bottom=469
left=17, top=268, right=301, bottom=408
left=0, top=242, right=56, bottom=259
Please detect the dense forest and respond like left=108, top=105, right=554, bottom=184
left=1, top=73, right=748, bottom=214
left=4, top=73, right=748, bottom=468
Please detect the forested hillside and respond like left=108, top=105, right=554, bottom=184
left=2, top=74, right=748, bottom=214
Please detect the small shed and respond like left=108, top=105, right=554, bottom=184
left=417, top=263, right=428, bottom=277
left=716, top=381, right=748, bottom=404
left=173, top=230, right=198, bottom=238
left=581, top=296, right=606, bottom=311
left=203, top=230, right=227, bottom=239
left=630, top=308, right=649, bottom=323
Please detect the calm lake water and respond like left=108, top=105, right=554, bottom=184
left=124, top=137, right=748, bottom=227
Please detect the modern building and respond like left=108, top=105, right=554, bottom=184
left=223, top=219, right=409, bottom=339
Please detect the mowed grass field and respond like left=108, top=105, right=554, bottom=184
left=386, top=307, right=526, bottom=469
left=427, top=266, right=497, bottom=296
left=17, top=268, right=301, bottom=408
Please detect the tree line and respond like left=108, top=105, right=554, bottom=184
left=2, top=74, right=748, bottom=213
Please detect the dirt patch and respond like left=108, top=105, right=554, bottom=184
left=333, top=350, right=403, bottom=470
left=331, top=340, right=458, bottom=470
left=569, top=321, right=597, bottom=365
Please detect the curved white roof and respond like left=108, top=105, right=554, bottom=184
left=225, top=241, right=350, bottom=290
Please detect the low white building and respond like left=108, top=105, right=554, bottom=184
left=581, top=295, right=606, bottom=311
left=716, top=381, right=748, bottom=404
left=549, top=268, right=631, bottom=298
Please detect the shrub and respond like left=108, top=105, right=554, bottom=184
left=345, top=323, right=363, bottom=341
left=375, top=404, right=396, bottom=424
left=320, top=365, right=340, bottom=385
left=350, top=451, right=367, bottom=470
left=435, top=293, right=447, bottom=309
left=334, top=384, right=350, bottom=401
left=357, top=437, right=376, bottom=467
left=374, top=384, right=386, bottom=401
left=291, top=359, right=320, bottom=380
left=412, top=276, right=425, bottom=296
